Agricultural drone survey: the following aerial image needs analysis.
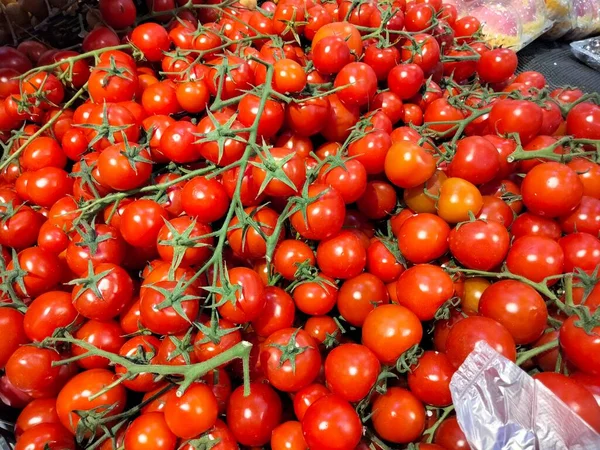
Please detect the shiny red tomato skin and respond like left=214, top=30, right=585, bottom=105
left=479, top=280, right=548, bottom=345
left=227, top=383, right=283, bottom=446
left=449, top=219, right=510, bottom=271
left=124, top=412, right=177, bottom=450
left=301, top=394, right=362, bottom=450
left=260, top=328, right=321, bottom=392
left=408, top=351, right=454, bottom=407
left=0, top=308, right=28, bottom=369
left=534, top=372, right=600, bottom=433
left=371, top=387, right=426, bottom=444
left=521, top=162, right=584, bottom=218
left=362, top=304, right=423, bottom=364
left=446, top=316, right=516, bottom=368
left=324, top=343, right=380, bottom=402
left=316, top=230, right=366, bottom=279
left=23, top=291, right=81, bottom=342
left=56, top=369, right=127, bottom=436
left=560, top=315, right=600, bottom=376
left=506, top=236, right=564, bottom=284
left=395, top=264, right=454, bottom=321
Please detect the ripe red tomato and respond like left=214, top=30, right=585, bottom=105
left=139, top=280, right=199, bottom=335
left=362, top=304, right=423, bottom=364
left=290, top=184, right=345, bottom=240
left=533, top=372, right=600, bottom=432
left=371, top=387, right=426, bottom=444
left=479, top=280, right=548, bottom=345
left=398, top=213, right=450, bottom=264
left=408, top=351, right=454, bottom=407
left=395, top=264, right=454, bottom=321
left=23, top=291, right=80, bottom=342
left=560, top=315, right=600, bottom=376
left=506, top=236, right=564, bottom=283
left=316, top=230, right=366, bottom=279
left=181, top=176, right=229, bottom=223
left=302, top=394, right=362, bottom=450
left=521, top=162, right=584, bottom=218
left=72, top=320, right=125, bottom=369
left=449, top=219, right=510, bottom=271
left=217, top=267, right=265, bottom=323
left=334, top=62, right=378, bottom=107
left=446, top=316, right=516, bottom=368
left=124, top=412, right=177, bottom=450
left=57, top=369, right=126, bottom=436
left=337, top=273, right=389, bottom=327
left=163, top=383, right=218, bottom=439
left=260, top=328, right=321, bottom=392
left=488, top=99, right=543, bottom=145
left=325, top=343, right=380, bottom=402
left=293, top=273, right=338, bottom=316
left=131, top=23, right=171, bottom=62
left=477, top=48, right=517, bottom=84
left=227, top=383, right=282, bottom=446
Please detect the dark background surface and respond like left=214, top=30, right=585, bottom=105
left=517, top=39, right=600, bottom=92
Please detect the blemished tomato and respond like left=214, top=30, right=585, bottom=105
left=445, top=316, right=516, bottom=368
left=395, top=264, right=454, bottom=321
left=260, top=328, right=321, bottom=392
left=302, top=395, right=362, bottom=450
left=56, top=369, right=127, bottom=436
left=479, top=280, right=548, bottom=345
left=371, top=387, right=426, bottom=444
left=227, top=383, right=282, bottom=446
left=362, top=304, right=423, bottom=364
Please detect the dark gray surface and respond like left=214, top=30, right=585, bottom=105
left=517, top=39, right=600, bottom=92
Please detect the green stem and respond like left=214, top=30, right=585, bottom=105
left=516, top=339, right=559, bottom=366
left=424, top=406, right=455, bottom=443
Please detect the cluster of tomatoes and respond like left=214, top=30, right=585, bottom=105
left=0, top=0, right=600, bottom=449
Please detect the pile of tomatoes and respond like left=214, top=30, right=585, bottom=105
left=0, top=0, right=600, bottom=449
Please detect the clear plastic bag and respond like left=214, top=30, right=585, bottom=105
left=571, top=36, right=600, bottom=71
left=467, top=2, right=524, bottom=49
left=450, top=342, right=600, bottom=450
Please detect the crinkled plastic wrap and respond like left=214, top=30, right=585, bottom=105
left=449, top=342, right=600, bottom=450
left=571, top=37, right=600, bottom=71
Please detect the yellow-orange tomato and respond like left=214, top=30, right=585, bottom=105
left=404, top=170, right=447, bottom=213
left=460, top=277, right=490, bottom=315
left=311, top=22, right=363, bottom=59
left=384, top=141, right=436, bottom=189
left=437, top=177, right=483, bottom=223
